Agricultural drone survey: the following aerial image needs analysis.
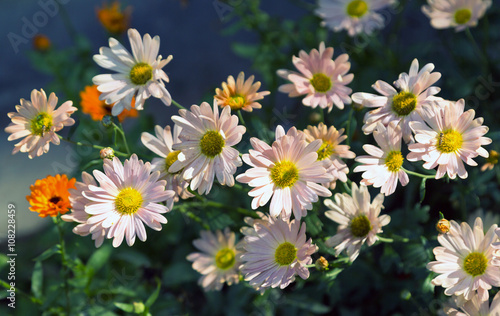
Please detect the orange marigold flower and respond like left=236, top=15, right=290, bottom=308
left=26, top=174, right=76, bottom=218
left=80, top=85, right=138, bottom=122
left=96, top=1, right=131, bottom=34
left=33, top=34, right=51, bottom=52
left=214, top=72, right=270, bottom=112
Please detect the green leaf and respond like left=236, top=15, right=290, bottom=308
left=324, top=268, right=343, bottom=282
left=231, top=42, right=258, bottom=59
left=145, top=279, right=161, bottom=308
left=315, top=239, right=337, bottom=257
left=31, top=261, right=43, bottom=299
left=87, top=244, right=112, bottom=274
left=34, top=245, right=60, bottom=262
left=419, top=178, right=427, bottom=203
left=114, top=302, right=135, bottom=313
left=304, top=213, right=323, bottom=236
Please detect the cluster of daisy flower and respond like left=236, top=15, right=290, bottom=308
left=315, top=0, right=492, bottom=36
left=5, top=0, right=498, bottom=301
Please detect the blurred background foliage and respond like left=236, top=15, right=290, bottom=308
left=1, top=0, right=500, bottom=315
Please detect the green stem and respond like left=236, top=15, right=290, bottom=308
left=465, top=27, right=488, bottom=71
left=53, top=217, right=71, bottom=315
left=378, top=235, right=410, bottom=243
left=345, top=106, right=354, bottom=146
left=237, top=110, right=246, bottom=126
left=112, top=122, right=130, bottom=154
left=171, top=99, right=186, bottom=110
left=401, top=167, right=436, bottom=179
left=59, top=136, right=129, bottom=157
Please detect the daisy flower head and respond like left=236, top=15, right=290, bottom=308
left=80, top=85, right=138, bottom=122
left=186, top=228, right=240, bottom=291
left=443, top=292, right=500, bottom=316
left=5, top=89, right=77, bottom=159
left=92, top=28, right=172, bottom=116
left=236, top=125, right=333, bottom=220
left=303, top=122, right=356, bottom=189
left=324, top=182, right=389, bottom=262
left=170, top=100, right=246, bottom=195
left=141, top=124, right=193, bottom=201
left=80, top=154, right=175, bottom=247
left=422, top=0, right=492, bottom=32
left=26, top=174, right=76, bottom=218
left=239, top=216, right=318, bottom=291
left=352, top=58, right=442, bottom=143
left=427, top=217, right=500, bottom=301
left=407, top=99, right=491, bottom=179
left=277, top=42, right=353, bottom=112
left=354, top=121, right=409, bottom=195
left=62, top=172, right=108, bottom=247
left=214, top=72, right=270, bottom=112
left=315, top=0, right=397, bottom=37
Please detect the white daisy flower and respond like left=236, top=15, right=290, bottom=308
left=354, top=121, right=409, bottom=195
left=427, top=217, right=500, bottom=301
left=407, top=99, right=491, bottom=179
left=5, top=89, right=77, bottom=159
left=236, top=125, right=333, bottom=220
left=324, top=182, right=390, bottom=262
left=170, top=100, right=246, bottom=195
left=303, top=123, right=356, bottom=190
left=315, top=0, right=397, bottom=37
left=443, top=292, right=500, bottom=316
left=62, top=172, right=108, bottom=248
left=352, top=58, right=442, bottom=143
left=81, top=154, right=175, bottom=247
left=239, top=215, right=318, bottom=291
left=277, top=42, right=353, bottom=112
left=141, top=124, right=194, bottom=201
left=422, top=0, right=492, bottom=32
left=93, top=28, right=172, bottom=116
left=186, top=228, right=240, bottom=291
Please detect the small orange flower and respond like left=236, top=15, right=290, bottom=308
left=96, top=1, right=131, bottom=34
left=214, top=72, right=270, bottom=112
left=33, top=34, right=51, bottom=51
left=80, top=85, right=138, bottom=122
left=26, top=174, right=76, bottom=218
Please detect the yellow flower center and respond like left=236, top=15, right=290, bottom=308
left=227, top=95, right=246, bottom=111
left=199, top=130, right=225, bottom=158
left=317, top=141, right=335, bottom=161
left=392, top=91, right=417, bottom=117
left=436, top=130, right=463, bottom=153
left=115, top=188, right=143, bottom=215
left=463, top=252, right=488, bottom=277
left=350, top=215, right=372, bottom=237
left=346, top=0, right=369, bottom=18
left=275, top=242, right=297, bottom=266
left=385, top=150, right=404, bottom=172
left=310, top=73, right=332, bottom=93
left=30, top=112, right=53, bottom=136
left=129, top=62, right=153, bottom=85
left=454, top=8, right=472, bottom=25
left=270, top=160, right=299, bottom=188
left=215, top=248, right=236, bottom=270
left=165, top=150, right=181, bottom=174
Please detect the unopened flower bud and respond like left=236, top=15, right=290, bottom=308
left=33, top=34, right=51, bottom=52
left=309, top=112, right=322, bottom=125
left=315, top=256, right=329, bottom=271
left=436, top=218, right=450, bottom=234
left=102, top=115, right=113, bottom=127
left=100, top=147, right=115, bottom=160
